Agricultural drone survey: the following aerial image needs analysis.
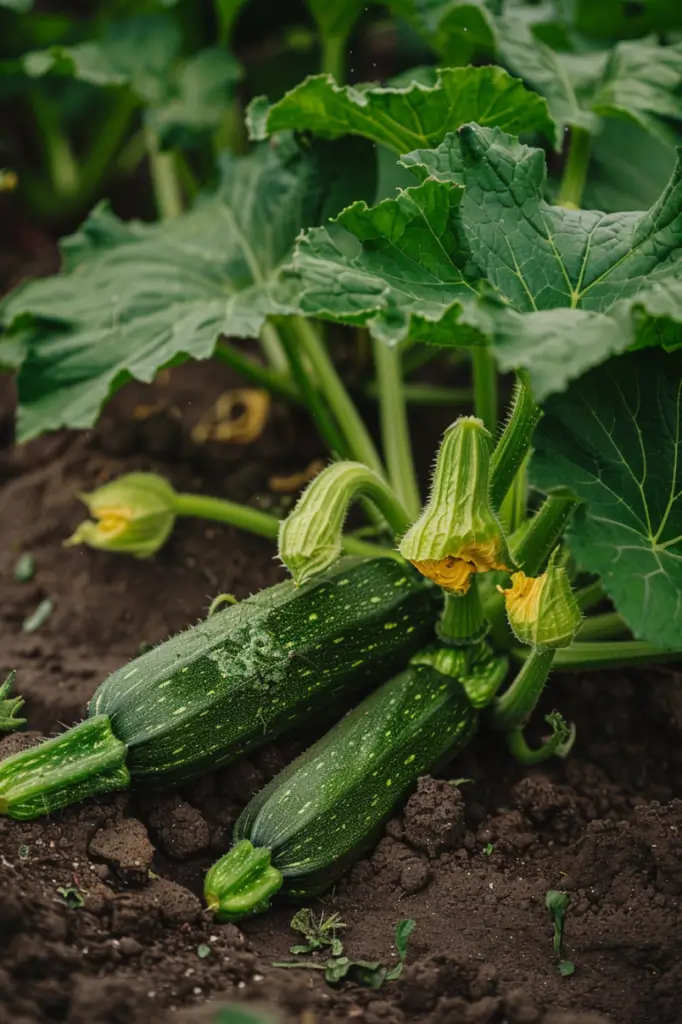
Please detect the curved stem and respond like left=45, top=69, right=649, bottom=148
left=506, top=712, right=575, bottom=765
left=173, top=490, right=391, bottom=562
left=373, top=340, right=421, bottom=520
left=557, top=125, right=591, bottom=210
left=490, top=647, right=555, bottom=732
left=512, top=496, right=578, bottom=576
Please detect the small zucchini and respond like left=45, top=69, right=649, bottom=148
left=0, top=558, right=438, bottom=819
left=204, top=660, right=477, bottom=920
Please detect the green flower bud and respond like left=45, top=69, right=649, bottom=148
left=278, top=462, right=410, bottom=585
left=500, top=558, right=582, bottom=650
left=65, top=473, right=177, bottom=559
left=399, top=417, right=512, bottom=594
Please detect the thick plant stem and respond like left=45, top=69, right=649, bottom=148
left=145, top=126, right=183, bottom=219
left=437, top=586, right=487, bottom=647
left=259, top=321, right=290, bottom=374
left=282, top=316, right=385, bottom=476
left=31, top=89, right=80, bottom=198
left=557, top=125, right=591, bottom=210
left=213, top=342, right=302, bottom=405
left=372, top=340, right=421, bottom=521
left=172, top=491, right=392, bottom=561
left=513, top=496, right=579, bottom=576
left=490, top=371, right=541, bottom=511
left=276, top=319, right=349, bottom=457
left=471, top=348, right=498, bottom=433
left=549, top=641, right=682, bottom=671
left=499, top=453, right=530, bottom=534
left=490, top=647, right=555, bottom=732
left=365, top=383, right=472, bottom=406
left=577, top=611, right=628, bottom=642
left=320, top=32, right=346, bottom=81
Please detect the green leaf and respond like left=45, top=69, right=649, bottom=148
left=531, top=350, right=682, bottom=650
left=247, top=66, right=555, bottom=152
left=545, top=889, right=570, bottom=959
left=3, top=135, right=374, bottom=440
left=282, top=177, right=492, bottom=346
left=385, top=918, right=416, bottom=981
left=582, top=119, right=678, bottom=214
left=20, top=16, right=241, bottom=148
left=590, top=38, right=682, bottom=146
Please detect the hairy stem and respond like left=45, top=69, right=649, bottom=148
left=490, top=371, right=541, bottom=511
left=490, top=647, right=555, bottom=733
left=373, top=340, right=421, bottom=520
left=471, top=348, right=498, bottom=433
left=513, top=496, right=579, bottom=577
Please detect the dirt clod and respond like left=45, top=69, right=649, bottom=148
left=402, top=777, right=467, bottom=856
left=89, top=818, right=154, bottom=885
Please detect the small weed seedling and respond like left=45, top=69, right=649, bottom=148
left=289, top=908, right=347, bottom=956
left=546, top=890, right=574, bottom=977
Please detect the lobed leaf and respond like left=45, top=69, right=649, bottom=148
left=531, top=350, right=682, bottom=650
left=3, top=135, right=374, bottom=440
left=247, top=65, right=555, bottom=152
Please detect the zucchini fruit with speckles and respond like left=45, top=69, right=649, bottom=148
left=204, top=659, right=477, bottom=921
left=0, top=558, right=439, bottom=820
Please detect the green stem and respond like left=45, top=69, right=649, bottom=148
left=490, top=647, right=555, bottom=732
left=372, top=340, right=421, bottom=521
left=144, top=125, right=183, bottom=220
left=277, top=319, right=350, bottom=457
left=548, top=641, right=682, bottom=671
left=212, top=342, right=302, bottom=405
left=437, top=586, right=488, bottom=648
left=173, top=491, right=392, bottom=561
left=214, top=0, right=244, bottom=45
left=259, top=321, right=290, bottom=374
left=0, top=716, right=129, bottom=820
left=31, top=89, right=80, bottom=198
left=490, top=371, right=541, bottom=512
left=365, top=383, right=472, bottom=406
left=320, top=32, right=346, bottom=81
left=471, top=348, right=498, bottom=433
left=281, top=316, right=385, bottom=476
left=506, top=711, right=575, bottom=766
left=499, top=454, right=530, bottom=534
left=513, top=496, right=578, bottom=577
left=557, top=125, right=591, bottom=210
left=577, top=611, right=628, bottom=642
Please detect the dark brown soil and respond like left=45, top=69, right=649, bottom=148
left=1, top=361, right=681, bottom=1024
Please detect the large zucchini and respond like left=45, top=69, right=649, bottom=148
left=204, top=660, right=477, bottom=921
left=0, top=558, right=438, bottom=819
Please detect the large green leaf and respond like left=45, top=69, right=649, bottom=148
left=20, top=16, right=241, bottom=148
left=2, top=135, right=374, bottom=440
left=282, top=179, right=493, bottom=345
left=247, top=65, right=555, bottom=152
left=287, top=124, right=682, bottom=397
left=531, top=350, right=682, bottom=650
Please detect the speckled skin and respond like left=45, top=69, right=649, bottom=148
left=234, top=662, right=476, bottom=896
left=91, top=558, right=440, bottom=784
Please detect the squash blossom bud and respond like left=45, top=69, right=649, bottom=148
left=500, top=559, right=581, bottom=650
left=399, top=417, right=512, bottom=594
left=65, top=473, right=177, bottom=559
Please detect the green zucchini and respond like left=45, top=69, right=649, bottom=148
left=0, top=558, right=438, bottom=820
left=204, top=660, right=477, bottom=921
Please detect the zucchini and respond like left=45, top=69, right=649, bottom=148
left=204, top=660, right=477, bottom=921
left=0, top=558, right=438, bottom=820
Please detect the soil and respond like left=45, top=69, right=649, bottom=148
left=1, top=360, right=681, bottom=1024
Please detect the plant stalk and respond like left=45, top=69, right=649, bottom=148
left=320, top=32, right=347, bottom=81
left=557, top=125, right=591, bottom=210
left=364, top=383, right=472, bottom=406
left=78, top=92, right=138, bottom=202
left=513, top=496, right=579, bottom=577
left=437, top=586, right=488, bottom=648
left=548, top=641, right=682, bottom=671
left=490, top=370, right=541, bottom=511
left=212, top=342, right=302, bottom=404
left=577, top=611, right=629, bottom=642
left=144, top=125, right=183, bottom=220
left=471, top=348, right=498, bottom=433
left=372, top=340, right=421, bottom=521
left=172, top=491, right=393, bottom=560
left=490, top=647, right=555, bottom=732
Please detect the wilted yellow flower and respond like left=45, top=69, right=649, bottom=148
left=400, top=417, right=512, bottom=593
left=65, top=473, right=177, bottom=559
